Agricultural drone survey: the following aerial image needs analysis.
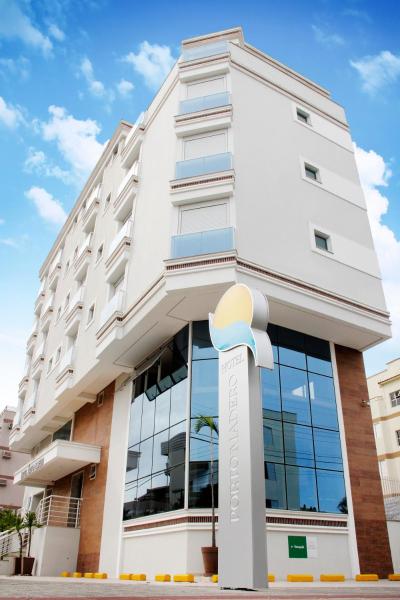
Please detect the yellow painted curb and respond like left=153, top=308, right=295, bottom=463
left=94, top=573, right=108, bottom=579
left=59, top=571, right=70, bottom=577
left=130, top=573, right=146, bottom=581
left=389, top=574, right=400, bottom=581
left=287, top=574, right=314, bottom=582
left=83, top=572, right=94, bottom=578
left=173, top=574, right=194, bottom=583
left=268, top=574, right=275, bottom=582
left=72, top=572, right=82, bottom=578
left=211, top=575, right=218, bottom=583
left=356, top=574, right=379, bottom=582
left=320, top=574, right=345, bottom=582
left=119, top=574, right=131, bottom=580
left=155, top=574, right=171, bottom=582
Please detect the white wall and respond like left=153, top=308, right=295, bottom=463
left=387, top=521, right=400, bottom=572
left=31, top=526, right=80, bottom=576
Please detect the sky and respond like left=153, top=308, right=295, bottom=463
left=0, top=0, right=399, bottom=410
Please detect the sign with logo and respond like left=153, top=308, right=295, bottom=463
left=288, top=535, right=318, bottom=558
left=210, top=284, right=273, bottom=590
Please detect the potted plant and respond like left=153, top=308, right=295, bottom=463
left=13, top=514, right=25, bottom=575
left=194, top=415, right=218, bottom=576
left=21, top=511, right=41, bottom=575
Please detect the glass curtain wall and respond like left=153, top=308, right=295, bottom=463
left=123, top=321, right=346, bottom=520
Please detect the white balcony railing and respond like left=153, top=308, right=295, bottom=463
left=175, top=152, right=233, bottom=179
left=76, top=232, right=93, bottom=263
left=181, top=40, right=229, bottom=62
left=116, top=162, right=139, bottom=199
left=123, top=112, right=145, bottom=149
left=66, top=287, right=85, bottom=318
left=48, top=249, right=62, bottom=276
left=85, top=185, right=101, bottom=213
left=179, top=91, right=231, bottom=115
left=58, top=346, right=74, bottom=374
left=32, top=341, right=45, bottom=362
left=107, top=220, right=133, bottom=261
left=99, top=289, right=125, bottom=329
left=23, top=391, right=37, bottom=415
left=171, top=226, right=235, bottom=258
left=36, top=495, right=82, bottom=528
left=41, top=293, right=55, bottom=316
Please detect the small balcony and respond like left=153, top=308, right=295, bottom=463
left=179, top=91, right=231, bottom=115
left=31, top=341, right=45, bottom=378
left=82, top=185, right=101, bottom=232
left=99, top=289, right=125, bottom=331
left=181, top=40, right=229, bottom=62
left=171, top=226, right=235, bottom=259
left=114, top=163, right=139, bottom=221
left=47, top=250, right=62, bottom=290
left=18, top=375, right=29, bottom=399
left=175, top=152, right=232, bottom=180
left=65, top=288, right=85, bottom=336
left=121, top=114, right=145, bottom=169
left=74, top=232, right=93, bottom=281
left=14, top=439, right=101, bottom=487
left=40, top=294, right=55, bottom=331
left=26, top=321, right=39, bottom=355
left=56, top=346, right=74, bottom=387
left=22, top=391, right=37, bottom=420
left=105, top=221, right=133, bottom=281
left=34, top=289, right=46, bottom=316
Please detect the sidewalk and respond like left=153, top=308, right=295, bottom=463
left=0, top=577, right=399, bottom=599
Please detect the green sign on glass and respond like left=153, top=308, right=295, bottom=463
left=288, top=535, right=307, bottom=558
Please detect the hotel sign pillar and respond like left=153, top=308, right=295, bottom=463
left=209, top=284, right=274, bottom=590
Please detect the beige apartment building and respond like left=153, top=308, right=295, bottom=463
left=0, top=407, right=26, bottom=510
left=4, top=28, right=396, bottom=579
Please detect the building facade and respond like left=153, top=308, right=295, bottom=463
left=10, top=28, right=394, bottom=579
left=0, top=407, right=26, bottom=510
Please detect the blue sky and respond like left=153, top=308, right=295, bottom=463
left=0, top=0, right=399, bottom=408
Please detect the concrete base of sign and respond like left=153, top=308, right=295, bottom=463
left=218, top=345, right=268, bottom=589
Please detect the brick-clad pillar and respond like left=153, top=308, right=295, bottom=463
left=335, top=345, right=393, bottom=577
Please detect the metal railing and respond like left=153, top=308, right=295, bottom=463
left=0, top=529, right=28, bottom=559
left=179, top=91, right=231, bottom=115
left=175, top=152, right=233, bottom=179
left=382, top=477, right=400, bottom=521
left=36, top=495, right=82, bottom=528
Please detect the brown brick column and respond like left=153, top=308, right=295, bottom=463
left=335, top=345, right=393, bottom=577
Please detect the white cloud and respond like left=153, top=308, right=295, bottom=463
left=0, top=237, right=19, bottom=248
left=350, top=51, right=400, bottom=94
left=79, top=56, right=115, bottom=106
left=0, top=218, right=4, bottom=225
left=354, top=144, right=400, bottom=367
left=122, top=41, right=175, bottom=89
left=312, top=25, right=345, bottom=47
left=25, top=186, right=67, bottom=226
left=24, top=147, right=71, bottom=183
left=0, top=55, right=30, bottom=80
left=0, top=1, right=53, bottom=56
left=41, top=105, right=106, bottom=180
left=117, top=78, right=134, bottom=97
left=48, top=23, right=65, bottom=41
left=0, top=96, right=24, bottom=128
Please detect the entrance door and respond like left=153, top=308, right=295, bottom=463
left=68, top=472, right=83, bottom=527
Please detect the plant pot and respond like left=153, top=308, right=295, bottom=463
left=14, top=556, right=35, bottom=576
left=201, top=546, right=218, bottom=576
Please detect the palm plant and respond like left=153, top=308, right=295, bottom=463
left=193, top=415, right=218, bottom=548
left=13, top=515, right=25, bottom=561
left=23, top=512, right=41, bottom=558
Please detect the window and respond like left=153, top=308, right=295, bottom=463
left=87, top=304, right=95, bottom=324
left=56, top=306, right=61, bottom=321
left=183, top=131, right=227, bottom=160
left=65, top=293, right=70, bottom=311
left=97, top=390, right=104, bottom=407
left=297, top=108, right=310, bottom=125
left=390, top=390, right=400, bottom=407
left=305, top=163, right=319, bottom=181
left=105, top=193, right=111, bottom=209
left=55, top=347, right=61, bottom=364
left=396, top=430, right=400, bottom=446
left=52, top=420, right=72, bottom=442
left=73, top=246, right=78, bottom=260
left=66, top=259, right=70, bottom=272
left=96, top=244, right=103, bottom=262
left=315, top=232, right=330, bottom=252
left=47, top=358, right=53, bottom=374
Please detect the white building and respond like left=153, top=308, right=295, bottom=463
left=0, top=406, right=26, bottom=510
left=9, top=28, right=394, bottom=579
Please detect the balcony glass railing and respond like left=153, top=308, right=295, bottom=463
left=171, top=227, right=234, bottom=259
left=179, top=91, right=231, bottom=115
left=99, top=289, right=125, bottom=328
left=107, top=220, right=133, bottom=260
left=175, top=152, right=232, bottom=179
left=181, top=40, right=229, bottom=62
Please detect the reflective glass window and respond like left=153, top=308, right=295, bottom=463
left=261, top=367, right=281, bottom=420
left=192, top=320, right=218, bottom=360
left=286, top=465, right=318, bottom=511
left=265, top=462, right=286, bottom=509
left=316, top=470, right=347, bottom=513
left=309, top=373, right=338, bottom=430
left=128, top=394, right=142, bottom=447
left=280, top=366, right=311, bottom=425
left=264, top=419, right=284, bottom=463
left=283, top=423, right=315, bottom=468
left=314, top=428, right=343, bottom=471
left=170, top=379, right=187, bottom=426
left=154, top=389, right=170, bottom=434
left=191, top=359, right=218, bottom=417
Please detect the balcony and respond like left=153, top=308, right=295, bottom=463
left=26, top=321, right=39, bottom=355
left=171, top=226, right=235, bottom=259
left=47, top=250, right=62, bottom=290
left=55, top=346, right=74, bottom=388
left=34, top=289, right=46, bottom=316
left=14, top=439, right=101, bottom=487
left=179, top=91, right=231, bottom=115
left=105, top=221, right=133, bottom=281
left=175, top=152, right=232, bottom=180
left=65, top=288, right=85, bottom=336
left=99, top=289, right=125, bottom=332
left=114, top=163, right=139, bottom=221
left=40, top=294, right=55, bottom=331
left=82, top=185, right=101, bottom=232
left=181, top=40, right=229, bottom=62
left=74, top=232, right=93, bottom=281
left=18, top=375, right=29, bottom=399
left=22, top=391, right=37, bottom=420
left=121, top=114, right=145, bottom=169
left=31, top=341, right=45, bottom=378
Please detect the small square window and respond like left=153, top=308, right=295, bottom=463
left=297, top=108, right=310, bottom=125
left=87, top=304, right=95, bottom=324
left=315, top=232, right=329, bottom=252
left=305, top=164, right=319, bottom=181
left=396, top=430, right=400, bottom=446
left=390, top=390, right=400, bottom=407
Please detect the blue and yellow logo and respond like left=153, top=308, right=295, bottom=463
left=209, top=283, right=273, bottom=368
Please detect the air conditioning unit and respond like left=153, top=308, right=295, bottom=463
left=0, top=478, right=7, bottom=486
left=2, top=450, right=11, bottom=459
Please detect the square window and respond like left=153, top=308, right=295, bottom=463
left=305, top=164, right=319, bottom=181
left=390, top=390, right=400, bottom=407
left=297, top=108, right=310, bottom=124
left=315, top=232, right=329, bottom=251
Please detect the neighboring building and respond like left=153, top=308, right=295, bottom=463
left=9, top=28, right=394, bottom=579
left=368, top=358, right=400, bottom=572
left=0, top=406, right=26, bottom=510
